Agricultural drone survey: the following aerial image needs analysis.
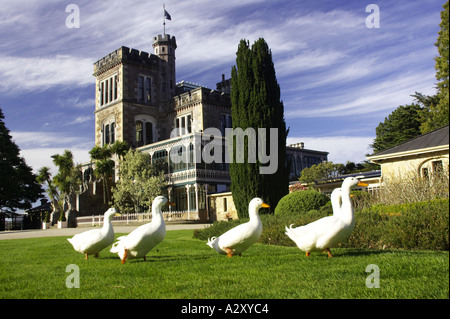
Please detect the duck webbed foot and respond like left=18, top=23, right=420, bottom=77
left=224, top=247, right=233, bottom=258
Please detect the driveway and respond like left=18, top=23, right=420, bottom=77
left=0, top=223, right=211, bottom=240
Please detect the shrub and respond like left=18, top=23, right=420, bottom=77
left=274, top=190, right=330, bottom=216
left=342, top=199, right=449, bottom=250
left=372, top=171, right=449, bottom=205
left=350, top=190, right=373, bottom=211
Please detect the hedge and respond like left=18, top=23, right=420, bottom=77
left=274, top=190, right=330, bottom=216
left=194, top=199, right=449, bottom=251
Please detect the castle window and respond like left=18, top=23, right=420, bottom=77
left=105, top=124, right=110, bottom=144
left=114, top=75, right=118, bottom=100
left=104, top=79, right=109, bottom=104
left=175, top=114, right=192, bottom=136
left=135, top=116, right=156, bottom=147
left=102, top=120, right=115, bottom=146
left=100, top=82, right=104, bottom=105
left=138, top=76, right=152, bottom=103
left=136, top=120, right=143, bottom=147
left=109, top=77, right=113, bottom=102
left=138, top=76, right=144, bottom=101
left=99, top=74, right=119, bottom=107
left=145, top=122, right=153, bottom=144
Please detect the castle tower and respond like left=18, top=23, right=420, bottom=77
left=152, top=34, right=177, bottom=96
left=92, top=34, right=177, bottom=150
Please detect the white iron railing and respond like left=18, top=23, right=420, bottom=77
left=76, top=210, right=199, bottom=226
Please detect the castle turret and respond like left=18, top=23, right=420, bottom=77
left=153, top=34, right=177, bottom=96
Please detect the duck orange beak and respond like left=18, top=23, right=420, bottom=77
left=261, top=203, right=270, bottom=208
left=167, top=201, right=176, bottom=206
left=358, top=182, right=368, bottom=187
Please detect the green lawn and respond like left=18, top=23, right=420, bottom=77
left=0, top=230, right=448, bottom=299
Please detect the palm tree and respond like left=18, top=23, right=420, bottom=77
left=90, top=145, right=113, bottom=205
left=51, top=150, right=81, bottom=222
left=36, top=166, right=62, bottom=222
left=89, top=141, right=130, bottom=205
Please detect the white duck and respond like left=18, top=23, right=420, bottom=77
left=330, top=187, right=354, bottom=218
left=110, top=196, right=174, bottom=264
left=207, top=198, right=269, bottom=257
left=330, top=187, right=342, bottom=217
left=67, top=207, right=120, bottom=260
left=285, top=177, right=367, bottom=257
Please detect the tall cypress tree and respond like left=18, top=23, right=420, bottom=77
left=229, top=38, right=288, bottom=218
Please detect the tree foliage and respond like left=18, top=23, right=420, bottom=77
left=416, top=1, right=449, bottom=133
left=50, top=150, right=82, bottom=221
left=371, top=103, right=423, bottom=154
left=299, top=161, right=346, bottom=184
left=229, top=38, right=288, bottom=218
left=424, top=0, right=449, bottom=133
left=111, top=149, right=165, bottom=214
left=0, top=108, right=44, bottom=213
left=36, top=166, right=61, bottom=213
left=89, top=141, right=130, bottom=204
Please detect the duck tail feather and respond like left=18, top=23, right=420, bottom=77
left=206, top=236, right=217, bottom=248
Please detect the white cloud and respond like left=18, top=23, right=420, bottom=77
left=0, top=55, right=94, bottom=93
left=10, top=130, right=92, bottom=176
left=19, top=147, right=91, bottom=176
left=67, top=116, right=93, bottom=126
left=10, top=131, right=89, bottom=149
left=285, top=66, right=436, bottom=119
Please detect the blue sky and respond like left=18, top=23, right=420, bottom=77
left=1, top=0, right=445, bottom=175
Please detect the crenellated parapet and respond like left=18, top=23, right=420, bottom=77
left=93, top=46, right=161, bottom=76
left=152, top=34, right=177, bottom=49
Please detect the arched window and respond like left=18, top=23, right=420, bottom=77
left=145, top=122, right=153, bottom=144
left=135, top=115, right=156, bottom=147
left=136, top=120, right=143, bottom=147
left=102, top=118, right=116, bottom=146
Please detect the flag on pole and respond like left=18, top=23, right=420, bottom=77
left=164, top=9, right=171, bottom=20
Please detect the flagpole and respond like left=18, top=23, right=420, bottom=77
left=163, top=4, right=166, bottom=36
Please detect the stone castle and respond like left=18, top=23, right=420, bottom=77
left=75, top=32, right=328, bottom=221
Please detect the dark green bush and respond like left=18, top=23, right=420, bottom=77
left=274, top=190, right=330, bottom=216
